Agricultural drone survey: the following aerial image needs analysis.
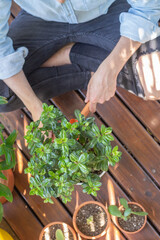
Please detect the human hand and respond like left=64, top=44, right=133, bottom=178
left=85, top=57, right=118, bottom=112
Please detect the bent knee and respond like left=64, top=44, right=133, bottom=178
left=144, top=92, right=160, bottom=101
left=136, top=52, right=160, bottom=101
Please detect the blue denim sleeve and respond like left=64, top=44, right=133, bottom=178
left=119, top=0, right=160, bottom=43
left=0, top=0, right=28, bottom=80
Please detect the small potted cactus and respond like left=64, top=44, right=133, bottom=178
left=73, top=201, right=110, bottom=239
left=39, top=222, right=77, bottom=240
left=108, top=198, right=148, bottom=234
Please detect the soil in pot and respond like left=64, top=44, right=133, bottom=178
left=118, top=204, right=145, bottom=232
left=42, top=224, right=74, bottom=240
left=76, top=203, right=108, bottom=236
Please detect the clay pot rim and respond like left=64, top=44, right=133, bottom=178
left=39, top=221, right=77, bottom=240
left=115, top=201, right=147, bottom=235
left=73, top=201, right=110, bottom=239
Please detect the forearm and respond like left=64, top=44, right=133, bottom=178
left=105, top=36, right=141, bottom=73
left=3, top=71, right=43, bottom=120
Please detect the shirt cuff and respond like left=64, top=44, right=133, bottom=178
left=0, top=47, right=28, bottom=80
left=120, top=12, right=160, bottom=43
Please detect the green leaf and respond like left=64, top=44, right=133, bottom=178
left=132, top=211, right=148, bottom=216
left=79, top=153, right=88, bottom=163
left=120, top=198, right=128, bottom=209
left=60, top=130, right=67, bottom=139
left=124, top=208, right=132, bottom=217
left=0, top=171, right=7, bottom=180
left=0, top=159, right=14, bottom=171
left=0, top=183, right=13, bottom=202
left=0, top=202, right=3, bottom=222
left=70, top=152, right=78, bottom=162
left=74, top=110, right=82, bottom=122
left=69, top=164, right=79, bottom=173
left=5, top=130, right=18, bottom=145
left=105, top=127, right=112, bottom=134
left=79, top=164, right=89, bottom=174
left=108, top=205, right=122, bottom=217
left=101, top=125, right=106, bottom=135
left=67, top=139, right=76, bottom=146
left=112, top=146, right=118, bottom=153
left=104, top=135, right=114, bottom=141
left=92, top=124, right=100, bottom=136
left=86, top=138, right=98, bottom=149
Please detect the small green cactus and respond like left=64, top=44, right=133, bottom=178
left=87, top=215, right=94, bottom=225
left=56, top=229, right=65, bottom=240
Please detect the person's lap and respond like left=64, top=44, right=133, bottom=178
left=1, top=0, right=160, bottom=112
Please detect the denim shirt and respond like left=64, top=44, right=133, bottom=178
left=0, top=0, right=160, bottom=80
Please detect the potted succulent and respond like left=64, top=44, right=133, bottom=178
left=73, top=201, right=110, bottom=239
left=39, top=222, right=77, bottom=240
left=108, top=198, right=148, bottom=234
left=0, top=96, right=17, bottom=222
left=24, top=103, right=121, bottom=204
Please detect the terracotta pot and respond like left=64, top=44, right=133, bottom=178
left=115, top=202, right=147, bottom=234
left=73, top=201, right=110, bottom=239
left=39, top=222, right=77, bottom=240
left=0, top=169, right=14, bottom=204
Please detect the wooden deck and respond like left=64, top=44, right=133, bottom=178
left=0, top=2, right=160, bottom=240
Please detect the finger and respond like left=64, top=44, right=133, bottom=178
left=89, top=102, right=97, bottom=113
left=98, top=92, right=106, bottom=104
left=85, top=85, right=90, bottom=103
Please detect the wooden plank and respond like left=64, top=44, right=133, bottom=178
left=116, top=87, right=160, bottom=142
left=0, top=219, right=20, bottom=240
left=3, top=190, right=42, bottom=240
left=92, top=95, right=160, bottom=185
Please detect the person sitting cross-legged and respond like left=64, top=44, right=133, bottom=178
left=0, top=0, right=160, bottom=121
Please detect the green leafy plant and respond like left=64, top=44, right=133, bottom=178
left=55, top=229, right=64, bottom=240
left=0, top=96, right=17, bottom=222
left=108, top=198, right=148, bottom=221
left=24, top=103, right=121, bottom=204
left=87, top=215, right=94, bottom=225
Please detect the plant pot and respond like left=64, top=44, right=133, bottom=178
left=0, top=169, right=14, bottom=204
left=39, top=222, right=77, bottom=240
left=0, top=228, right=14, bottom=240
left=73, top=201, right=110, bottom=239
left=115, top=202, right=147, bottom=234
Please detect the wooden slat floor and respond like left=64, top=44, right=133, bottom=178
left=0, top=2, right=159, bottom=240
